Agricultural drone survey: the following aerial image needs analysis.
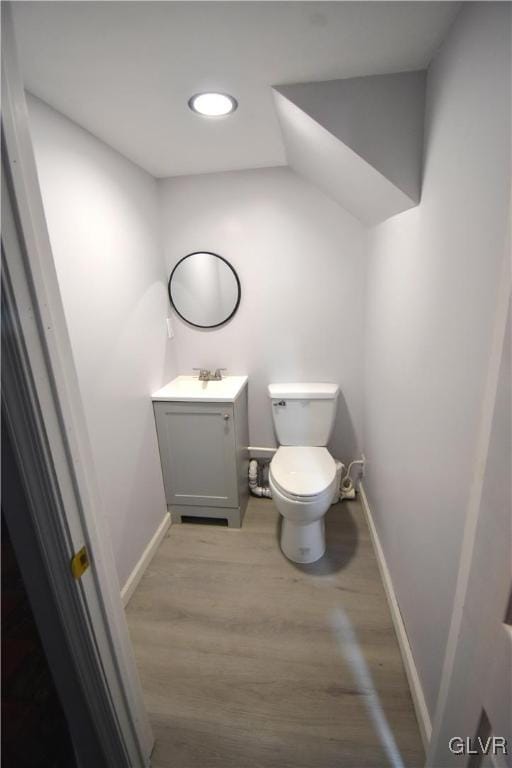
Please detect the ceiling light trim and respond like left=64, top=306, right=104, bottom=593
left=188, top=92, right=238, bottom=117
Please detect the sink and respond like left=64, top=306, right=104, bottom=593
left=152, top=375, right=248, bottom=403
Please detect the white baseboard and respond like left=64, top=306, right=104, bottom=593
left=121, top=511, right=171, bottom=607
left=359, top=482, right=432, bottom=750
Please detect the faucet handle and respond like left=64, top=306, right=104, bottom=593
left=214, top=368, right=227, bottom=380
left=193, top=368, right=210, bottom=380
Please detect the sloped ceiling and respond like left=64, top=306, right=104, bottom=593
left=273, top=72, right=427, bottom=225
left=12, top=2, right=458, bottom=178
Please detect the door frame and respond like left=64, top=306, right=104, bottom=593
left=1, top=5, right=153, bottom=766
left=427, top=193, right=512, bottom=764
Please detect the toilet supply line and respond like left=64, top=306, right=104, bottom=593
left=340, top=456, right=366, bottom=500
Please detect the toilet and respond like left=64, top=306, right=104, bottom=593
left=268, top=383, right=339, bottom=564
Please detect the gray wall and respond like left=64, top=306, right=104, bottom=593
left=159, top=167, right=366, bottom=462
left=28, top=95, right=177, bottom=588
left=363, top=2, right=511, bottom=717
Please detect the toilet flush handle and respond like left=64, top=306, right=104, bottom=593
left=274, top=400, right=286, bottom=407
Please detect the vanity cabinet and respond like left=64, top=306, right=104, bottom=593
left=152, top=378, right=249, bottom=527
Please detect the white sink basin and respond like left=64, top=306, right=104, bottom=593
left=152, top=375, right=248, bottom=403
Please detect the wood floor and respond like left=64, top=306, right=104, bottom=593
left=126, top=498, right=424, bottom=768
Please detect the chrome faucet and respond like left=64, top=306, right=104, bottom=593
left=193, top=368, right=227, bottom=381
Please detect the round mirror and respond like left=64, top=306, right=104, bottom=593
left=168, top=252, right=241, bottom=328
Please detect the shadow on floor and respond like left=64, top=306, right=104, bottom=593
left=275, top=502, right=359, bottom=575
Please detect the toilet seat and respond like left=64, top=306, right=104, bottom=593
left=270, top=446, right=336, bottom=500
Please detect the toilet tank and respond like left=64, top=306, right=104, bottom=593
left=268, top=383, right=339, bottom=446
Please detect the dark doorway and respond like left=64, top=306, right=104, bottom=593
left=1, top=510, right=77, bottom=768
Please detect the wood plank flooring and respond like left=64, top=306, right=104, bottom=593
left=126, top=498, right=424, bottom=768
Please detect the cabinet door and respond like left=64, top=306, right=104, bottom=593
left=153, top=402, right=238, bottom=508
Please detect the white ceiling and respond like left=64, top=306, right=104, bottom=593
left=13, top=2, right=459, bottom=179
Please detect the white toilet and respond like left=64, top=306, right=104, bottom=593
left=268, top=383, right=339, bottom=564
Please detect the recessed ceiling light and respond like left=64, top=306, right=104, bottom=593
left=188, top=92, right=238, bottom=117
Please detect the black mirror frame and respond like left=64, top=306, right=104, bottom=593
left=168, top=251, right=242, bottom=329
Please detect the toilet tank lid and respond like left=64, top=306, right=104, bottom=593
left=268, top=383, right=339, bottom=400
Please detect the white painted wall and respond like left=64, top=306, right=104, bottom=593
left=158, top=167, right=366, bottom=462
left=27, top=95, right=176, bottom=588
left=363, top=2, right=511, bottom=718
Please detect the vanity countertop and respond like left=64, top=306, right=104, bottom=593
left=152, top=375, right=248, bottom=403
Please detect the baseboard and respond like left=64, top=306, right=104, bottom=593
left=359, top=482, right=432, bottom=751
left=121, top=511, right=171, bottom=607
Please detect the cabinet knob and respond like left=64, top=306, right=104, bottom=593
left=223, top=413, right=230, bottom=420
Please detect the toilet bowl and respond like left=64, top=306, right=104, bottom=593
left=269, top=446, right=338, bottom=563
left=267, top=382, right=340, bottom=564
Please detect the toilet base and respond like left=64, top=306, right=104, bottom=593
left=281, top=517, right=326, bottom=564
